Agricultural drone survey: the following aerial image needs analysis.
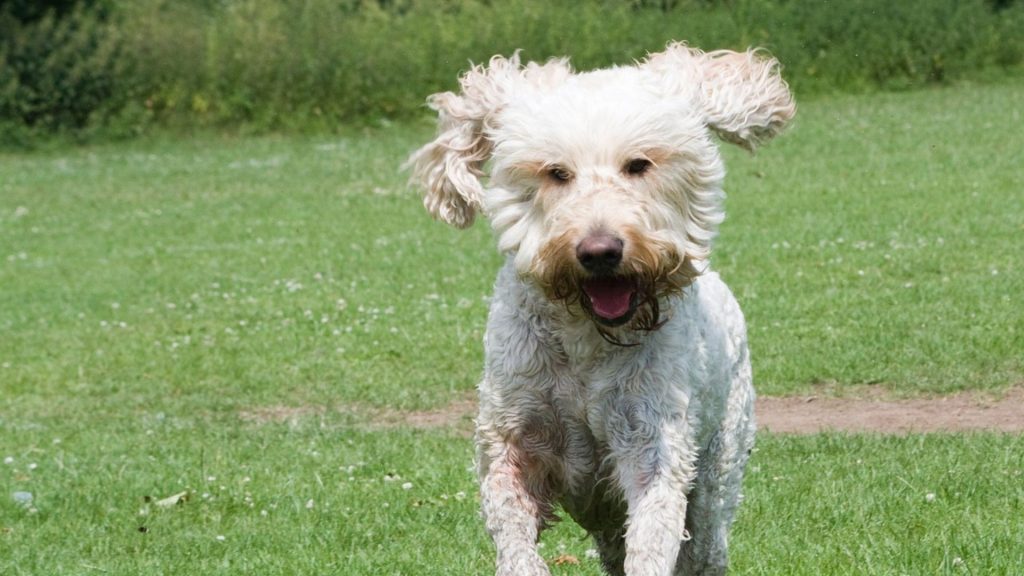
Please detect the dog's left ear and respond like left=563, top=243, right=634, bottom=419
left=644, top=43, right=795, bottom=151
left=405, top=55, right=522, bottom=229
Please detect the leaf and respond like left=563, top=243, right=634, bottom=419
left=551, top=554, right=580, bottom=566
left=154, top=491, right=189, bottom=508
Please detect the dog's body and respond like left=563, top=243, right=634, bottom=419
left=408, top=44, right=793, bottom=575
left=478, top=262, right=754, bottom=575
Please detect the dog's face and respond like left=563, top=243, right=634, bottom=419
left=408, top=44, right=794, bottom=332
left=485, top=68, right=724, bottom=331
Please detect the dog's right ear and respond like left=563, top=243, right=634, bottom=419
left=405, top=55, right=522, bottom=229
left=643, top=43, right=795, bottom=151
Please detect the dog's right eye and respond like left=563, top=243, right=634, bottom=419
left=625, top=158, right=652, bottom=176
left=547, top=166, right=572, bottom=183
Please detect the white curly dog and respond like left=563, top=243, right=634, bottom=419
left=408, top=43, right=794, bottom=576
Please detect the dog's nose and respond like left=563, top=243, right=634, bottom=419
left=576, top=234, right=624, bottom=273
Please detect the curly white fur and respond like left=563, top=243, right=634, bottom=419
left=408, top=43, right=794, bottom=576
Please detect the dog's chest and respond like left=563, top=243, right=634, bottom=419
left=546, top=363, right=633, bottom=527
left=545, top=338, right=634, bottom=494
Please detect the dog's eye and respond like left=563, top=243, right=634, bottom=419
left=625, top=158, right=652, bottom=176
left=547, top=166, right=573, bottom=183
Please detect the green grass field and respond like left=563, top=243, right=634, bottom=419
left=1, top=80, right=1022, bottom=574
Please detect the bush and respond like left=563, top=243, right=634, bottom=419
left=1, top=0, right=1023, bottom=139
left=0, top=3, right=122, bottom=140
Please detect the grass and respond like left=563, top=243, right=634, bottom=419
left=719, top=81, right=1023, bottom=395
left=1, top=422, right=1021, bottom=575
left=1, top=129, right=493, bottom=415
left=1, top=80, right=1022, bottom=573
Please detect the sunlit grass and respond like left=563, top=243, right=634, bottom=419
left=1, top=419, right=1021, bottom=575
left=0, top=81, right=1022, bottom=574
left=718, top=81, right=1023, bottom=394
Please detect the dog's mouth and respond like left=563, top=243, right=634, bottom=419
left=581, top=276, right=638, bottom=326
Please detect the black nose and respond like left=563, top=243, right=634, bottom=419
left=576, top=234, right=624, bottom=273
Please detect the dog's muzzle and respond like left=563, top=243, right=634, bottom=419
left=576, top=234, right=638, bottom=326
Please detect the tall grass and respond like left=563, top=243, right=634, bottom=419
left=108, top=0, right=1024, bottom=128
left=2, top=0, right=1024, bottom=138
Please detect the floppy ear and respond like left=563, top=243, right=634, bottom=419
left=405, top=55, right=522, bottom=229
left=644, top=43, right=795, bottom=151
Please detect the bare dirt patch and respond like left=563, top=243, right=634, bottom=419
left=238, top=405, right=325, bottom=425
left=368, top=396, right=478, bottom=435
left=238, top=395, right=478, bottom=435
left=757, top=387, right=1024, bottom=434
left=240, top=387, right=1024, bottom=435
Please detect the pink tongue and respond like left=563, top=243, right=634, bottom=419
left=583, top=277, right=635, bottom=320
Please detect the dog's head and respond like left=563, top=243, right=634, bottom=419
left=407, top=43, right=794, bottom=336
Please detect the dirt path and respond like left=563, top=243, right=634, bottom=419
left=757, top=387, right=1024, bottom=434
left=392, top=387, right=1024, bottom=435
left=242, top=387, right=1024, bottom=434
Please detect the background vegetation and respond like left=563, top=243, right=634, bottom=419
left=2, top=0, right=1024, bottom=141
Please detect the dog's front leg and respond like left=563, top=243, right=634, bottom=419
left=613, top=409, right=697, bottom=576
left=479, top=438, right=553, bottom=576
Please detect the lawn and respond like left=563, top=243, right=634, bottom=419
left=2, top=422, right=1021, bottom=575
left=1, top=79, right=1022, bottom=574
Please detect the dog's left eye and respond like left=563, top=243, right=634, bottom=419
left=547, top=166, right=573, bottom=183
left=625, top=158, right=652, bottom=176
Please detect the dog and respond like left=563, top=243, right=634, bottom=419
left=407, top=43, right=794, bottom=576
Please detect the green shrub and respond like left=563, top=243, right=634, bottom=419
left=0, top=4, right=123, bottom=139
